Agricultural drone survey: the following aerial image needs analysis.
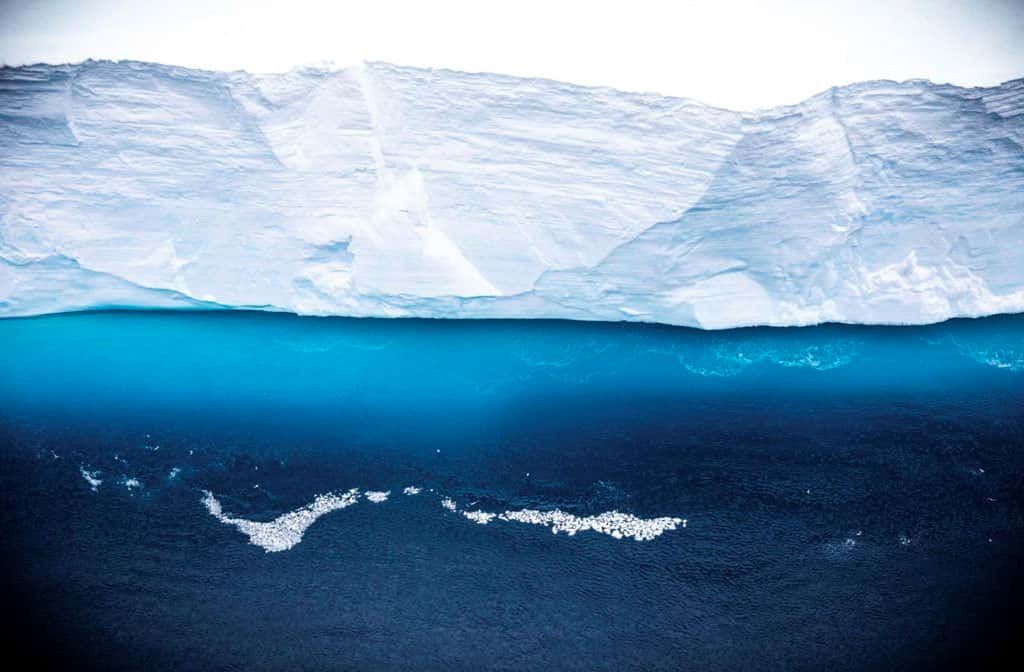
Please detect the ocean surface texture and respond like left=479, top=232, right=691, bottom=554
left=1, top=312, right=1022, bottom=670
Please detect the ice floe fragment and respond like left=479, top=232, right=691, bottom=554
left=462, top=510, right=497, bottom=525
left=80, top=467, right=102, bottom=492
left=201, top=488, right=359, bottom=552
left=498, top=509, right=684, bottom=541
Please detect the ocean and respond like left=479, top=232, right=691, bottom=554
left=1, top=311, right=1022, bottom=670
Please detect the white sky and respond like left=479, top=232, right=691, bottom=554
left=1, top=0, right=1022, bottom=110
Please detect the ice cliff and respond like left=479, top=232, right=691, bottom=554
left=1, top=60, right=1022, bottom=328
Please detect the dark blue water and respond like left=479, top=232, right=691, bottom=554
left=1, top=312, right=1022, bottom=671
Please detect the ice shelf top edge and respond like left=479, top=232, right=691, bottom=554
left=4, top=59, right=1023, bottom=113
left=1, top=60, right=1023, bottom=329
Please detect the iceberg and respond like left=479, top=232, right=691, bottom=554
left=0, top=60, right=1021, bottom=328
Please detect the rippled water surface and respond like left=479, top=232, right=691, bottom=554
left=1, top=312, right=1022, bottom=670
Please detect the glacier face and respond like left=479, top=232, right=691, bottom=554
left=0, top=60, right=1022, bottom=328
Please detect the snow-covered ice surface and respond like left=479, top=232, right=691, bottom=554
left=1, top=60, right=1022, bottom=328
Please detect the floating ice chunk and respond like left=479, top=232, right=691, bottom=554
left=402, top=486, right=422, bottom=496
left=80, top=467, right=102, bottom=492
left=201, top=488, right=359, bottom=552
left=498, top=509, right=684, bottom=541
left=462, top=510, right=497, bottom=525
left=365, top=490, right=390, bottom=503
left=441, top=498, right=457, bottom=512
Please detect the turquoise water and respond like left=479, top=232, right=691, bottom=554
left=1, top=312, right=1022, bottom=670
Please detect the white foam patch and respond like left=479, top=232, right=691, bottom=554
left=365, top=490, right=390, bottom=503
left=498, top=509, right=684, bottom=541
left=169, top=467, right=181, bottom=480
left=123, top=477, right=142, bottom=490
left=402, top=486, right=422, bottom=496
left=80, top=467, right=102, bottom=492
left=202, top=489, right=359, bottom=553
left=441, top=497, right=457, bottom=511
left=462, top=510, right=497, bottom=525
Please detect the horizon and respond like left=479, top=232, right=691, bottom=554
left=5, top=56, right=1023, bottom=115
left=1, top=0, right=1022, bottom=110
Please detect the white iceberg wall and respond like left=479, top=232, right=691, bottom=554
left=1, top=61, right=1021, bottom=328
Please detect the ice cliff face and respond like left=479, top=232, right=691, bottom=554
left=1, top=60, right=1022, bottom=328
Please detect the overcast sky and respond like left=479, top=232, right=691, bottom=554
left=1, top=0, right=1022, bottom=109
